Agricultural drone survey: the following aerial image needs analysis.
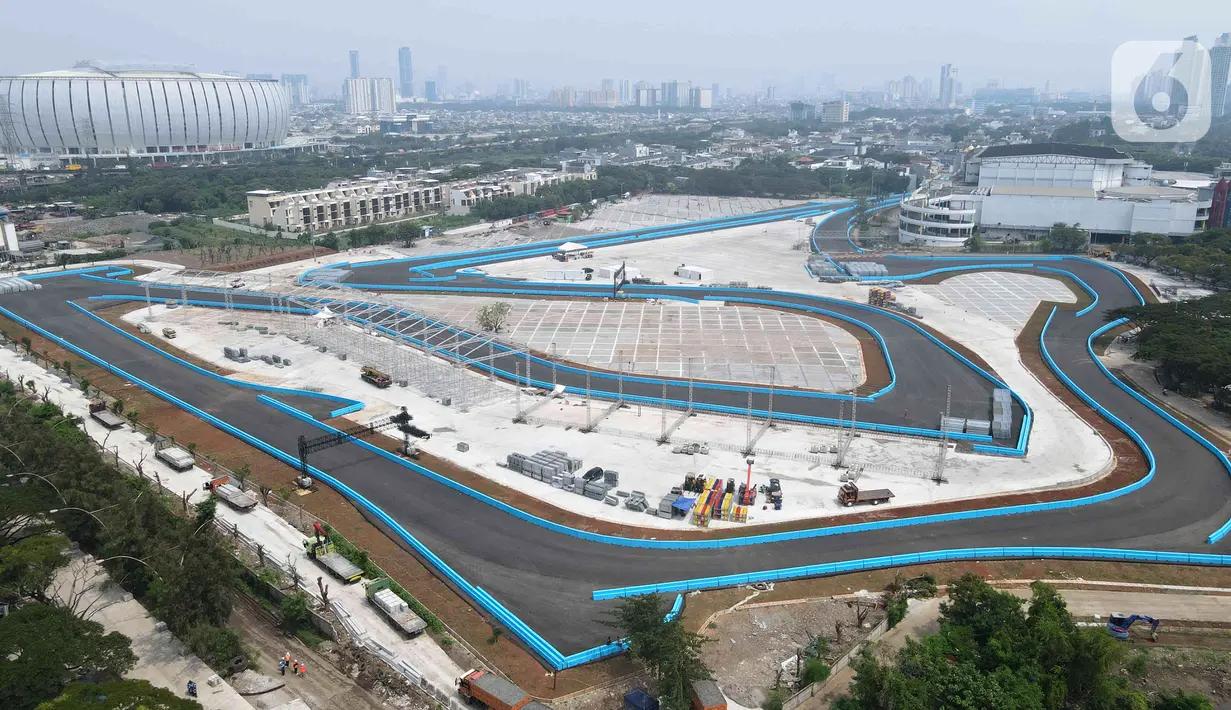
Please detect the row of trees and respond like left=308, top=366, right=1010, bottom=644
left=835, top=574, right=1209, bottom=710
left=0, top=375, right=238, bottom=709
left=1114, top=229, right=1231, bottom=290
left=1109, top=292, right=1231, bottom=405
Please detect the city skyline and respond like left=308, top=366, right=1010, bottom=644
left=3, top=0, right=1223, bottom=97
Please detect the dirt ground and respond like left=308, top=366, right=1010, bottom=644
left=134, top=246, right=336, bottom=272
left=1121, top=646, right=1231, bottom=709
left=229, top=596, right=407, bottom=710
left=702, top=596, right=885, bottom=708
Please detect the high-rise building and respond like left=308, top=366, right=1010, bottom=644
left=789, top=102, right=815, bottom=121
left=766, top=86, right=776, bottom=100
left=691, top=86, right=713, bottom=109
left=280, top=74, right=310, bottom=106
left=371, top=77, right=396, bottom=113
left=710, top=83, right=719, bottom=105
left=922, top=77, right=934, bottom=101
left=902, top=75, right=920, bottom=101
left=343, top=78, right=395, bottom=114
left=821, top=100, right=850, bottom=123
left=424, top=80, right=438, bottom=102
left=349, top=51, right=360, bottom=80
left=436, top=66, right=448, bottom=98
left=619, top=78, right=631, bottom=105
left=343, top=78, right=371, bottom=114
left=512, top=78, right=531, bottom=100
left=635, top=82, right=657, bottom=107
left=397, top=47, right=414, bottom=99
left=1211, top=32, right=1231, bottom=119
left=660, top=80, right=681, bottom=107
left=939, top=64, right=958, bottom=107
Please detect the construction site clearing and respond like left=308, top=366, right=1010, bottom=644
left=121, top=297, right=1112, bottom=531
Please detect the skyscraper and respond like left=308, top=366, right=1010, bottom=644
left=349, top=51, right=360, bottom=80
left=1211, top=32, right=1231, bottom=119
left=397, top=47, right=414, bottom=99
left=371, top=78, right=396, bottom=113
left=343, top=78, right=371, bottom=114
left=280, top=74, right=310, bottom=106
left=619, top=78, right=631, bottom=105
left=424, top=80, right=438, bottom=102
left=436, top=66, right=448, bottom=98
left=939, top=64, right=958, bottom=107
left=711, top=83, right=720, bottom=105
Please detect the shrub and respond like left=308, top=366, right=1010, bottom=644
left=185, top=623, right=245, bottom=671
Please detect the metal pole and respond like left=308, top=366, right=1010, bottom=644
left=515, top=363, right=522, bottom=418
left=144, top=282, right=152, bottom=318
left=585, top=370, right=592, bottom=430
left=660, top=381, right=667, bottom=440
left=551, top=342, right=557, bottom=390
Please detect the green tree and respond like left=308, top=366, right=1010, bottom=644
left=1043, top=222, right=1090, bottom=254
left=37, top=679, right=202, bottom=709
left=965, top=233, right=986, bottom=252
left=1153, top=689, right=1215, bottom=710
left=0, top=535, right=69, bottom=605
left=605, top=594, right=710, bottom=710
left=0, top=604, right=137, bottom=710
left=280, top=591, right=313, bottom=630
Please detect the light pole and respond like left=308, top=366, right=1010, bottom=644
left=744, top=454, right=755, bottom=504
left=4, top=472, right=66, bottom=504
left=46, top=507, right=108, bottom=529
left=97, top=555, right=162, bottom=580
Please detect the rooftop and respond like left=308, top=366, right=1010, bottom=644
left=975, top=143, right=1132, bottom=161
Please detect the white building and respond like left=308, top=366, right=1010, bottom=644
left=343, top=77, right=396, bottom=115
left=898, top=143, right=1213, bottom=246
left=821, top=100, right=850, bottom=124
left=247, top=178, right=443, bottom=233
left=449, top=167, right=595, bottom=215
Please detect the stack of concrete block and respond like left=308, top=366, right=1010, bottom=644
left=222, top=346, right=250, bottom=363
left=965, top=419, right=991, bottom=437
left=992, top=389, right=1013, bottom=439
left=624, top=491, right=649, bottom=512
left=506, top=449, right=583, bottom=484
left=940, top=416, right=966, bottom=434
left=603, top=470, right=619, bottom=486
left=583, top=480, right=611, bottom=501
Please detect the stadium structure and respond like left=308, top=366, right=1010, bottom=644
left=0, top=61, right=296, bottom=166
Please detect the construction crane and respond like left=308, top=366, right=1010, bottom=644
left=1107, top=613, right=1159, bottom=642
left=295, top=407, right=415, bottom=485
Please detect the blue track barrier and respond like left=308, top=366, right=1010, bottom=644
left=1082, top=318, right=1231, bottom=543
left=592, top=546, right=1231, bottom=599
left=20, top=265, right=114, bottom=280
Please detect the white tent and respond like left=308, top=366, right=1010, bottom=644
left=556, top=241, right=589, bottom=253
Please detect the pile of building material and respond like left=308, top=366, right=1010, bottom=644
left=841, top=261, right=890, bottom=277
left=965, top=418, right=991, bottom=437
left=992, top=388, right=1013, bottom=439
left=623, top=490, right=649, bottom=512
left=0, top=278, right=42, bottom=293
left=808, top=254, right=844, bottom=277
left=223, top=346, right=249, bottom=362
left=506, top=449, right=584, bottom=489
left=940, top=416, right=966, bottom=434
left=868, top=287, right=896, bottom=307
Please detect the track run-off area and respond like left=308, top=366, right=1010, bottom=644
left=4, top=198, right=1231, bottom=670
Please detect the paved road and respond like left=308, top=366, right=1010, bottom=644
left=4, top=207, right=1231, bottom=661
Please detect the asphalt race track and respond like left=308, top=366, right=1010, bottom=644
left=4, top=204, right=1231, bottom=663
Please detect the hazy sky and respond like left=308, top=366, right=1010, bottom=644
left=4, top=0, right=1225, bottom=95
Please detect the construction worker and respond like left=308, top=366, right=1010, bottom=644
left=298, top=660, right=306, bottom=678
left=283, top=651, right=291, bottom=667
left=279, top=658, right=287, bottom=676
left=291, top=659, right=299, bottom=676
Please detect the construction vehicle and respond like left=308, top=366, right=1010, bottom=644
left=88, top=400, right=126, bottom=430
left=203, top=475, right=257, bottom=509
left=161, top=327, right=177, bottom=339
left=1107, top=613, right=1159, bottom=642
left=154, top=439, right=195, bottom=472
left=837, top=482, right=894, bottom=507
left=360, top=365, right=392, bottom=388
left=303, top=522, right=362, bottom=583
left=457, top=668, right=549, bottom=710
left=365, top=578, right=426, bottom=637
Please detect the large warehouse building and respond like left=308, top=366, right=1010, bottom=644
left=899, top=143, right=1214, bottom=246
left=0, top=62, right=290, bottom=165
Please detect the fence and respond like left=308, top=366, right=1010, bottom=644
left=782, top=617, right=890, bottom=710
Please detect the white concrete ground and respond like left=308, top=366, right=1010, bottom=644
left=928, top=272, right=1077, bottom=328
left=0, top=345, right=467, bottom=707
left=576, top=195, right=806, bottom=233
left=118, top=300, right=1112, bottom=531
left=48, top=552, right=255, bottom=710
left=386, top=295, right=864, bottom=391
left=1106, top=261, right=1214, bottom=302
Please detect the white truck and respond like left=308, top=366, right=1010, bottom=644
left=366, top=578, right=427, bottom=637
left=154, top=440, right=195, bottom=471
left=203, top=476, right=258, bottom=510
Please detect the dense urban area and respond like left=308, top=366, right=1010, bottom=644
left=2, top=16, right=1231, bottom=710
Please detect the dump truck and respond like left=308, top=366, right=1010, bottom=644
left=303, top=522, right=362, bottom=583
left=161, top=327, right=177, bottom=339
left=203, top=476, right=257, bottom=509
left=365, top=578, right=427, bottom=637
left=360, top=365, right=392, bottom=388
left=154, top=439, right=195, bottom=472
left=457, top=668, right=548, bottom=710
left=88, top=401, right=126, bottom=430
left=837, top=482, right=894, bottom=507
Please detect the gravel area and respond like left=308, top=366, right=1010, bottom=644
left=702, top=596, right=884, bottom=708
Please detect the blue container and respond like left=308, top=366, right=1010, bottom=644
left=624, top=689, right=660, bottom=710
